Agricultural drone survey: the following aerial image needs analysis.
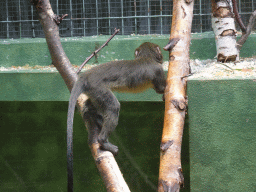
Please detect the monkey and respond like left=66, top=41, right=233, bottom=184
left=67, top=42, right=166, bottom=191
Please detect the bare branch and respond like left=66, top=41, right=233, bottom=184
left=30, top=1, right=129, bottom=192
left=163, top=38, right=180, bottom=51
left=53, top=14, right=68, bottom=25
left=76, top=28, right=120, bottom=74
left=30, top=0, right=76, bottom=91
left=231, top=0, right=246, bottom=32
left=237, top=10, right=256, bottom=50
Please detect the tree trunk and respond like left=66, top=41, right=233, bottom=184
left=211, top=0, right=238, bottom=62
left=158, top=0, right=194, bottom=191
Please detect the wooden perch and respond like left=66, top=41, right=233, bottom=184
left=30, top=0, right=130, bottom=191
left=158, top=0, right=194, bottom=191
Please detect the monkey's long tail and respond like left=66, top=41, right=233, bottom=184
left=67, top=80, right=85, bottom=192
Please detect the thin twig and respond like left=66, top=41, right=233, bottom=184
left=76, top=28, right=120, bottom=74
left=232, top=0, right=246, bottom=32
left=217, top=63, right=235, bottom=73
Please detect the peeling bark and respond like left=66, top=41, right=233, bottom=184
left=212, top=0, right=256, bottom=61
left=211, top=0, right=238, bottom=62
left=158, top=0, right=194, bottom=191
left=30, top=0, right=130, bottom=191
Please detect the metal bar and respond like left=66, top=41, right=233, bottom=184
left=70, top=0, right=73, bottom=37
left=55, top=14, right=175, bottom=21
left=19, top=0, right=21, bottom=38
left=147, top=0, right=150, bottom=34
left=121, top=0, right=124, bottom=35
left=96, top=0, right=98, bottom=35
left=0, top=20, right=42, bottom=23
left=134, top=0, right=137, bottom=34
left=6, top=1, right=9, bottom=39
left=108, top=0, right=111, bottom=34
left=57, top=0, right=59, bottom=15
left=239, top=0, right=241, bottom=13
left=31, top=5, right=35, bottom=38
left=83, top=0, right=85, bottom=36
left=160, top=0, right=162, bottom=35
left=199, top=0, right=202, bottom=33
left=3, top=13, right=229, bottom=24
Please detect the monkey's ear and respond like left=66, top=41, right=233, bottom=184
left=135, top=49, right=140, bottom=56
left=156, top=46, right=161, bottom=54
left=156, top=46, right=163, bottom=63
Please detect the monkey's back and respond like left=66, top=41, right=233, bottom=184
left=81, top=58, right=162, bottom=93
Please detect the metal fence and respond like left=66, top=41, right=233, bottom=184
left=0, top=0, right=255, bottom=39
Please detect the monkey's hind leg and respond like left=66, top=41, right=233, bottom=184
left=92, top=89, right=120, bottom=156
left=83, top=99, right=103, bottom=145
left=99, top=107, right=120, bottom=156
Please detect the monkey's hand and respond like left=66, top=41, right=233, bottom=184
left=162, top=94, right=165, bottom=101
left=152, top=75, right=166, bottom=95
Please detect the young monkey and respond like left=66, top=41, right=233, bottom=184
left=67, top=41, right=166, bottom=152
left=67, top=42, right=166, bottom=191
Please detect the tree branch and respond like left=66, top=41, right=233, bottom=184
left=237, top=10, right=256, bottom=50
left=76, top=28, right=120, bottom=74
left=30, top=1, right=130, bottom=191
left=158, top=0, right=194, bottom=191
left=231, top=0, right=246, bottom=32
left=31, top=0, right=76, bottom=91
left=231, top=0, right=256, bottom=51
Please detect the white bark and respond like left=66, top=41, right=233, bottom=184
left=212, top=0, right=239, bottom=61
left=212, top=17, right=238, bottom=57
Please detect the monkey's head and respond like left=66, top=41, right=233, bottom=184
left=135, top=42, right=163, bottom=64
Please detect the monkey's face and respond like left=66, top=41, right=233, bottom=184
left=135, top=42, right=163, bottom=64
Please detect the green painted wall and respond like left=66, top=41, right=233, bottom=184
left=188, top=79, right=256, bottom=191
left=1, top=33, right=256, bottom=101
left=0, top=101, right=190, bottom=192
left=0, top=35, right=170, bottom=67
left=0, top=72, right=164, bottom=101
left=1, top=33, right=256, bottom=68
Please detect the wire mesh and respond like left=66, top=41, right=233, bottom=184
left=0, top=0, right=255, bottom=39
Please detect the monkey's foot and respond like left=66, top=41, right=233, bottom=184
left=100, top=142, right=119, bottom=156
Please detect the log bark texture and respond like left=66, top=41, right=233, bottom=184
left=158, top=0, right=194, bottom=191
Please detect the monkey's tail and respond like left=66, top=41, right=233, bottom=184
left=67, top=80, right=85, bottom=192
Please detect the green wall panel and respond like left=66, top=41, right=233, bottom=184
left=1, top=33, right=255, bottom=67
left=0, top=35, right=170, bottom=67
left=1, top=33, right=256, bottom=101
left=0, top=101, right=190, bottom=192
left=0, top=72, right=163, bottom=101
left=188, top=79, right=256, bottom=191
